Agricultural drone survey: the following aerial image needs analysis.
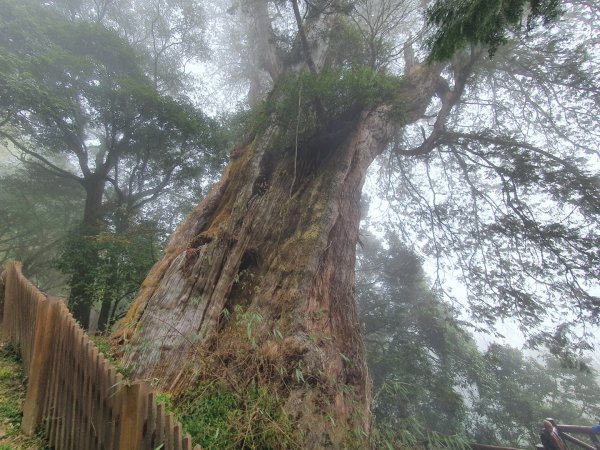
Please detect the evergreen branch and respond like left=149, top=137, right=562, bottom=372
left=441, top=131, right=585, bottom=177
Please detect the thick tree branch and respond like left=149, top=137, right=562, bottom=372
left=245, top=0, right=282, bottom=81
left=395, top=51, right=480, bottom=157
left=291, top=0, right=317, bottom=75
left=49, top=117, right=91, bottom=177
left=0, top=129, right=83, bottom=184
left=128, top=169, right=174, bottom=211
left=104, top=174, right=126, bottom=205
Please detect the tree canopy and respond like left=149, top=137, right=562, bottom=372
left=426, top=0, right=563, bottom=60
left=0, top=0, right=225, bottom=327
left=0, top=0, right=220, bottom=224
left=357, top=230, right=600, bottom=448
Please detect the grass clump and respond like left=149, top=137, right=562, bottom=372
left=0, top=343, right=23, bottom=428
left=90, top=334, right=135, bottom=379
left=174, top=380, right=301, bottom=450
left=230, top=65, right=405, bottom=157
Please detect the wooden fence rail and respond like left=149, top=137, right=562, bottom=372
left=0, top=262, right=201, bottom=450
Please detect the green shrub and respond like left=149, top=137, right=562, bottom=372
left=0, top=343, right=21, bottom=363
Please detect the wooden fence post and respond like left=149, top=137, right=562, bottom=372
left=1, top=263, right=18, bottom=341
left=0, top=267, right=5, bottom=324
left=21, top=297, right=60, bottom=434
left=118, top=382, right=147, bottom=450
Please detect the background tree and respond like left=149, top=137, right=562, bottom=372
left=0, top=0, right=224, bottom=327
left=356, top=230, right=481, bottom=447
left=57, top=219, right=163, bottom=332
left=356, top=229, right=600, bottom=448
left=0, top=162, right=83, bottom=292
left=44, top=0, right=208, bottom=94
left=470, top=344, right=600, bottom=447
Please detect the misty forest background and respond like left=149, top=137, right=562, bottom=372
left=1, top=0, right=599, bottom=448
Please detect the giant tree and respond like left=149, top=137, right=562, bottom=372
left=112, top=0, right=599, bottom=447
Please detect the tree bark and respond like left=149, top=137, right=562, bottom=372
left=96, top=294, right=112, bottom=333
left=70, top=174, right=106, bottom=329
left=114, top=62, right=442, bottom=447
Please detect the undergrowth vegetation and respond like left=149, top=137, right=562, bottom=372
left=158, top=305, right=472, bottom=450
left=239, top=65, right=404, bottom=152
left=91, top=334, right=136, bottom=379
left=174, top=381, right=300, bottom=449
left=0, top=342, right=48, bottom=450
left=169, top=374, right=472, bottom=450
left=371, top=416, right=471, bottom=450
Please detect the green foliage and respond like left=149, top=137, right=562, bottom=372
left=0, top=0, right=224, bottom=320
left=273, top=65, right=402, bottom=124
left=0, top=400, right=21, bottom=425
left=357, top=233, right=476, bottom=435
left=0, top=343, right=48, bottom=449
left=234, top=305, right=263, bottom=348
left=0, top=343, right=21, bottom=364
left=90, top=335, right=112, bottom=357
left=426, top=0, right=563, bottom=61
left=0, top=0, right=142, bottom=124
left=0, top=165, right=83, bottom=293
left=357, top=231, right=600, bottom=447
left=244, top=66, right=404, bottom=155
left=44, top=0, right=208, bottom=95
left=0, top=0, right=224, bottom=223
left=326, top=16, right=375, bottom=69
left=90, top=334, right=137, bottom=378
left=174, top=381, right=300, bottom=449
left=57, top=220, right=160, bottom=326
left=471, top=344, right=600, bottom=447
left=155, top=392, right=174, bottom=412
left=371, top=416, right=471, bottom=450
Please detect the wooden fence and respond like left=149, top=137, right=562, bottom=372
left=0, top=262, right=201, bottom=450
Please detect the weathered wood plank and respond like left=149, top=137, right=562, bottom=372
left=21, top=298, right=59, bottom=434
left=118, top=382, right=147, bottom=450
left=156, top=402, right=166, bottom=448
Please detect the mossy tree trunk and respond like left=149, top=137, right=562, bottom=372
left=114, top=63, right=443, bottom=447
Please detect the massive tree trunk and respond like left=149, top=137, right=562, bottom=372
left=114, top=62, right=442, bottom=447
